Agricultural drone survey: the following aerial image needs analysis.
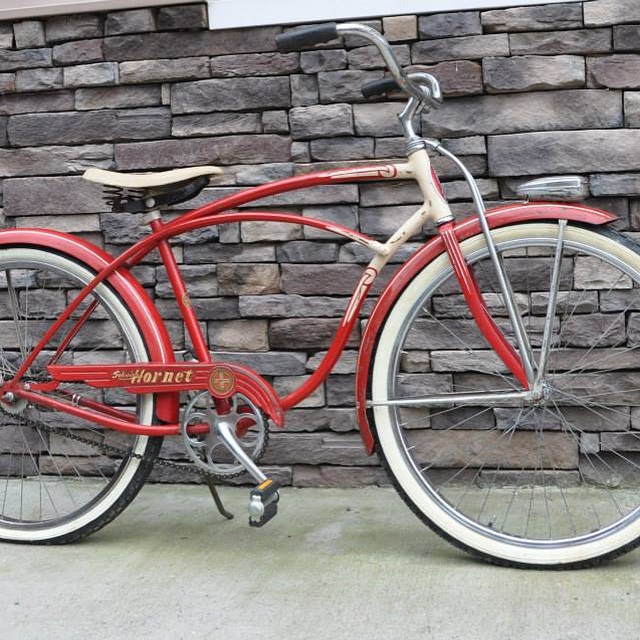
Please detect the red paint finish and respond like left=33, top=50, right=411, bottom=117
left=355, top=202, right=618, bottom=454
left=279, top=266, right=378, bottom=410
left=440, top=223, right=529, bottom=388
left=45, top=361, right=284, bottom=433
left=0, top=229, right=179, bottom=422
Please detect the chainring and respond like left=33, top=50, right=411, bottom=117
left=180, top=391, right=269, bottom=480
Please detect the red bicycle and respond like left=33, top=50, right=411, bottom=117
left=0, top=22, right=638, bottom=569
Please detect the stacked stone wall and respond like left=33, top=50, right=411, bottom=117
left=0, top=1, right=638, bottom=486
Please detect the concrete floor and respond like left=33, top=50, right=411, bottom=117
left=1, top=485, right=639, bottom=639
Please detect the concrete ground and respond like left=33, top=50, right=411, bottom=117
left=1, top=485, right=639, bottom=640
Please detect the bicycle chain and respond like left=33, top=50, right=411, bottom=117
left=20, top=406, right=269, bottom=483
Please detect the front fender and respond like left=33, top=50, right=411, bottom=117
left=355, top=201, right=617, bottom=454
left=0, top=228, right=178, bottom=423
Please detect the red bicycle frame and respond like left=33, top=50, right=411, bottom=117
left=2, top=159, right=617, bottom=448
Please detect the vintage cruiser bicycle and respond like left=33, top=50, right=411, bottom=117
left=1, top=22, right=639, bottom=569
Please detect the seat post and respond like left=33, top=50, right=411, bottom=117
left=149, top=216, right=212, bottom=365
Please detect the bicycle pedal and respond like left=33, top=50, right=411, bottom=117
left=248, top=478, right=280, bottom=528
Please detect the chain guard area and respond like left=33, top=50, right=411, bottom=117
left=181, top=391, right=269, bottom=479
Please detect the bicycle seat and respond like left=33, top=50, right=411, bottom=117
left=83, top=166, right=224, bottom=213
left=82, top=166, right=223, bottom=189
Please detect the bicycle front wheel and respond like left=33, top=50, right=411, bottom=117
left=372, top=222, right=640, bottom=568
left=0, top=246, right=161, bottom=543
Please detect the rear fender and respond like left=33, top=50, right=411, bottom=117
left=0, top=229, right=178, bottom=423
left=355, top=202, right=617, bottom=454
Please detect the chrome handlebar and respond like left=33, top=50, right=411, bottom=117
left=335, top=23, right=442, bottom=106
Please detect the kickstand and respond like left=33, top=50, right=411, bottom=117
left=204, top=475, right=234, bottom=520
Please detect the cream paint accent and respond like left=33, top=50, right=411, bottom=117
left=83, top=166, right=223, bottom=189
left=371, top=223, right=640, bottom=566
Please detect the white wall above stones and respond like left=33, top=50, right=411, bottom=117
left=206, top=0, right=573, bottom=29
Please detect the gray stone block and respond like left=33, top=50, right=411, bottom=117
left=275, top=375, right=324, bottom=408
left=293, top=465, right=389, bottom=487
left=105, top=9, right=155, bottom=35
left=13, top=21, right=45, bottom=48
left=0, top=89, right=73, bottom=115
left=156, top=264, right=216, bottom=297
left=326, top=374, right=355, bottom=406
left=423, top=90, right=621, bottom=137
left=0, top=23, right=12, bottom=48
left=289, top=103, right=353, bottom=140
left=63, top=62, right=118, bottom=87
left=239, top=294, right=348, bottom=318
left=208, top=319, right=269, bottom=351
left=0, top=144, right=113, bottom=178
left=0, top=73, right=15, bottom=93
left=0, top=48, right=52, bottom=72
left=8, top=107, right=171, bottom=147
left=3, top=176, right=106, bottom=215
left=353, top=102, right=405, bottom=137
left=418, top=12, right=482, bottom=39
left=481, top=3, right=582, bottom=33
left=510, top=28, right=612, bottom=55
left=346, top=44, right=410, bottom=70
left=291, top=140, right=310, bottom=162
left=310, top=137, right=374, bottom=161
left=383, top=15, right=417, bottom=42
left=157, top=4, right=208, bottom=30
left=114, top=135, right=290, bottom=170
left=588, top=55, right=640, bottom=89
left=217, top=263, right=280, bottom=295
left=625, top=92, right=640, bottom=127
left=172, top=76, right=289, bottom=113
left=155, top=297, right=238, bottom=321
left=360, top=180, right=422, bottom=206
left=240, top=220, right=302, bottom=242
left=442, top=135, right=486, bottom=155
left=418, top=60, right=483, bottom=97
left=584, top=0, right=640, bottom=27
left=75, top=85, right=161, bottom=110
left=412, top=34, right=509, bottom=63
left=319, top=69, right=383, bottom=103
left=276, top=241, right=338, bottom=263
left=285, top=408, right=357, bottom=432
left=291, top=74, right=318, bottom=107
left=489, top=129, right=640, bottom=176
left=53, top=39, right=103, bottom=65
left=103, top=27, right=280, bottom=61
left=15, top=67, right=63, bottom=92
left=0, top=116, right=6, bottom=146
left=211, top=351, right=307, bottom=376
left=45, top=14, right=103, bottom=43
left=591, top=173, right=640, bottom=196
left=210, top=52, right=299, bottom=77
left=234, top=162, right=293, bottom=184
left=270, top=317, right=360, bottom=349
left=613, top=24, right=640, bottom=52
left=300, top=49, right=346, bottom=73
left=184, top=242, right=276, bottom=264
left=308, top=350, right=358, bottom=374
left=483, top=55, right=585, bottom=93
left=262, top=110, right=289, bottom=134
left=120, top=57, right=209, bottom=84
left=302, top=204, right=358, bottom=239
left=281, top=263, right=389, bottom=296
left=172, top=112, right=261, bottom=137
left=262, top=433, right=377, bottom=466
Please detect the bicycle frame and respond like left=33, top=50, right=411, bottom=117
left=2, top=149, right=618, bottom=445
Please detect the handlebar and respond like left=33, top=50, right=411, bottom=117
left=276, top=22, right=442, bottom=107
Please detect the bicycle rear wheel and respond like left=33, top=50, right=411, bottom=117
left=372, top=222, right=640, bottom=568
left=0, top=246, right=160, bottom=543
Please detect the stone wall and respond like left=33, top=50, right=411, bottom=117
left=0, top=1, right=639, bottom=487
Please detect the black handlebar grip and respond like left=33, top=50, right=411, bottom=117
left=275, top=23, right=338, bottom=52
left=361, top=77, right=401, bottom=98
